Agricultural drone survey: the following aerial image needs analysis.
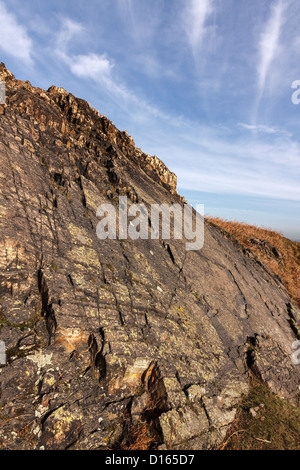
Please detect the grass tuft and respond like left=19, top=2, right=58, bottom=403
left=218, top=379, right=300, bottom=450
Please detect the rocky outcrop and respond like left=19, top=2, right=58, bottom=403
left=0, top=64, right=299, bottom=450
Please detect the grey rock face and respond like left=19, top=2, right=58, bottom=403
left=0, top=64, right=299, bottom=450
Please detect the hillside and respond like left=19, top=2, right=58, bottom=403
left=0, top=64, right=299, bottom=450
left=207, top=218, right=300, bottom=309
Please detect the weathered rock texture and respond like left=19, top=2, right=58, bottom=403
left=0, top=63, right=299, bottom=450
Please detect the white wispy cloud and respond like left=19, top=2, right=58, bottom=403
left=55, top=18, right=115, bottom=85
left=256, top=0, right=285, bottom=103
left=70, top=53, right=113, bottom=81
left=50, top=10, right=300, bottom=207
left=116, top=0, right=162, bottom=44
left=145, top=119, right=300, bottom=203
left=54, top=17, right=172, bottom=121
left=238, top=122, right=292, bottom=137
left=56, top=18, right=84, bottom=51
left=173, top=133, right=300, bottom=201
left=183, top=0, right=215, bottom=53
left=0, top=2, right=33, bottom=62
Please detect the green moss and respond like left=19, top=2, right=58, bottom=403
left=220, top=379, right=300, bottom=450
left=0, top=311, right=41, bottom=331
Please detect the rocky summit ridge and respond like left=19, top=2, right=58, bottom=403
left=0, top=63, right=299, bottom=450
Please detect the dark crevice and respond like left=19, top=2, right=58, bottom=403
left=245, top=335, right=263, bottom=381
left=286, top=302, right=300, bottom=339
left=41, top=403, right=64, bottom=427
left=98, top=327, right=105, bottom=349
left=118, top=310, right=125, bottom=326
left=200, top=397, right=212, bottom=426
left=37, top=269, right=57, bottom=342
left=175, top=371, right=182, bottom=386
left=67, top=274, right=74, bottom=286
left=53, top=172, right=65, bottom=187
left=88, top=333, right=99, bottom=363
left=45, top=303, right=57, bottom=340
left=163, top=242, right=176, bottom=265
left=38, top=268, right=49, bottom=315
left=95, top=351, right=106, bottom=381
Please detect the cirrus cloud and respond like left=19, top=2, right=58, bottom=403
left=0, top=2, right=32, bottom=62
left=255, top=0, right=285, bottom=112
left=183, top=0, right=215, bottom=53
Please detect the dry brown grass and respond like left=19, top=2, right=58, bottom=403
left=119, top=421, right=156, bottom=450
left=207, top=217, right=300, bottom=308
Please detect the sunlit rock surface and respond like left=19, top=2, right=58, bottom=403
left=0, top=64, right=299, bottom=450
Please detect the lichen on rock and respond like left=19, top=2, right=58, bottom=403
left=0, top=63, right=299, bottom=450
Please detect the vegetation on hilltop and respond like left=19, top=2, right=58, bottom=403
left=207, top=218, right=300, bottom=450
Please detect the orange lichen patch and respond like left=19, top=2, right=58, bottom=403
left=108, top=358, right=153, bottom=394
left=55, top=327, right=90, bottom=354
left=42, top=398, right=50, bottom=408
left=108, top=376, right=125, bottom=395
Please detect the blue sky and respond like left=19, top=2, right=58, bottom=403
left=0, top=0, right=300, bottom=240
